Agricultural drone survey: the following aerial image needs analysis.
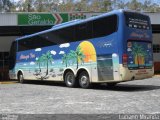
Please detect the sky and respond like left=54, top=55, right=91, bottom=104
left=117, top=0, right=160, bottom=4
left=138, top=0, right=160, bottom=4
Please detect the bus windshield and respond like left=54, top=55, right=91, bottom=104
left=9, top=41, right=17, bottom=70
left=124, top=12, right=151, bottom=30
left=127, top=41, right=153, bottom=69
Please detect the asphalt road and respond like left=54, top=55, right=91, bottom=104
left=0, top=77, right=160, bottom=114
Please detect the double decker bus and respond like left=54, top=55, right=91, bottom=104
left=9, top=10, right=154, bottom=88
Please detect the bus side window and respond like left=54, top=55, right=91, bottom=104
left=93, top=15, right=118, bottom=38
left=75, top=21, right=93, bottom=41
left=52, top=26, right=76, bottom=43
left=18, top=35, right=55, bottom=51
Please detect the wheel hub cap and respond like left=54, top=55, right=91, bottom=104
left=81, top=76, right=87, bottom=85
left=67, top=75, right=73, bottom=85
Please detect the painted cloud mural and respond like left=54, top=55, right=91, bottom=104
left=59, top=43, right=70, bottom=48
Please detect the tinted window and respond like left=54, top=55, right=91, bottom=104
left=93, top=15, right=118, bottom=38
left=18, top=34, right=56, bottom=51
left=0, top=52, right=3, bottom=60
left=52, top=26, right=75, bottom=43
left=75, top=21, right=93, bottom=41
left=9, top=41, right=17, bottom=70
left=153, top=44, right=160, bottom=53
left=124, top=12, right=151, bottom=30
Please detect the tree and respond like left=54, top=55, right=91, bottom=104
left=115, top=0, right=126, bottom=9
left=4, top=0, right=160, bottom=13
left=58, top=0, right=75, bottom=12
left=126, top=0, right=142, bottom=11
left=100, top=0, right=113, bottom=12
left=71, top=0, right=90, bottom=12
left=89, top=0, right=101, bottom=12
left=16, top=0, right=34, bottom=12
left=34, top=0, right=43, bottom=12
left=142, top=0, right=152, bottom=12
left=0, top=0, right=13, bottom=12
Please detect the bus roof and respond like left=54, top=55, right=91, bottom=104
left=16, top=9, right=147, bottom=41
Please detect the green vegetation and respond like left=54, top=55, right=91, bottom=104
left=1, top=0, right=160, bottom=12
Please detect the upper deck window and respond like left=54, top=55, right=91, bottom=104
left=124, top=12, right=151, bottom=30
left=93, top=14, right=118, bottom=38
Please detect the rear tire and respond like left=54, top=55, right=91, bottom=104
left=64, top=71, right=78, bottom=87
left=79, top=71, right=90, bottom=89
left=18, top=73, right=24, bottom=84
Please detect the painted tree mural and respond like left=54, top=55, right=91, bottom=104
left=62, top=53, right=69, bottom=67
left=41, top=51, right=53, bottom=77
left=68, top=50, right=76, bottom=65
left=75, top=46, right=85, bottom=69
left=62, top=46, right=85, bottom=69
left=34, top=51, right=54, bottom=80
left=36, top=57, right=42, bottom=73
left=132, top=43, right=147, bottom=65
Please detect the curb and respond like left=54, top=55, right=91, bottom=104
left=153, top=75, right=160, bottom=78
left=0, top=81, right=18, bottom=84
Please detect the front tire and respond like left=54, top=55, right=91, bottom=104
left=18, top=73, right=24, bottom=84
left=64, top=71, right=78, bottom=87
left=79, top=71, right=90, bottom=89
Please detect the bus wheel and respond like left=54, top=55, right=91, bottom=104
left=79, top=71, right=90, bottom=89
left=64, top=71, right=77, bottom=87
left=107, top=83, right=117, bottom=87
left=18, top=73, right=24, bottom=84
